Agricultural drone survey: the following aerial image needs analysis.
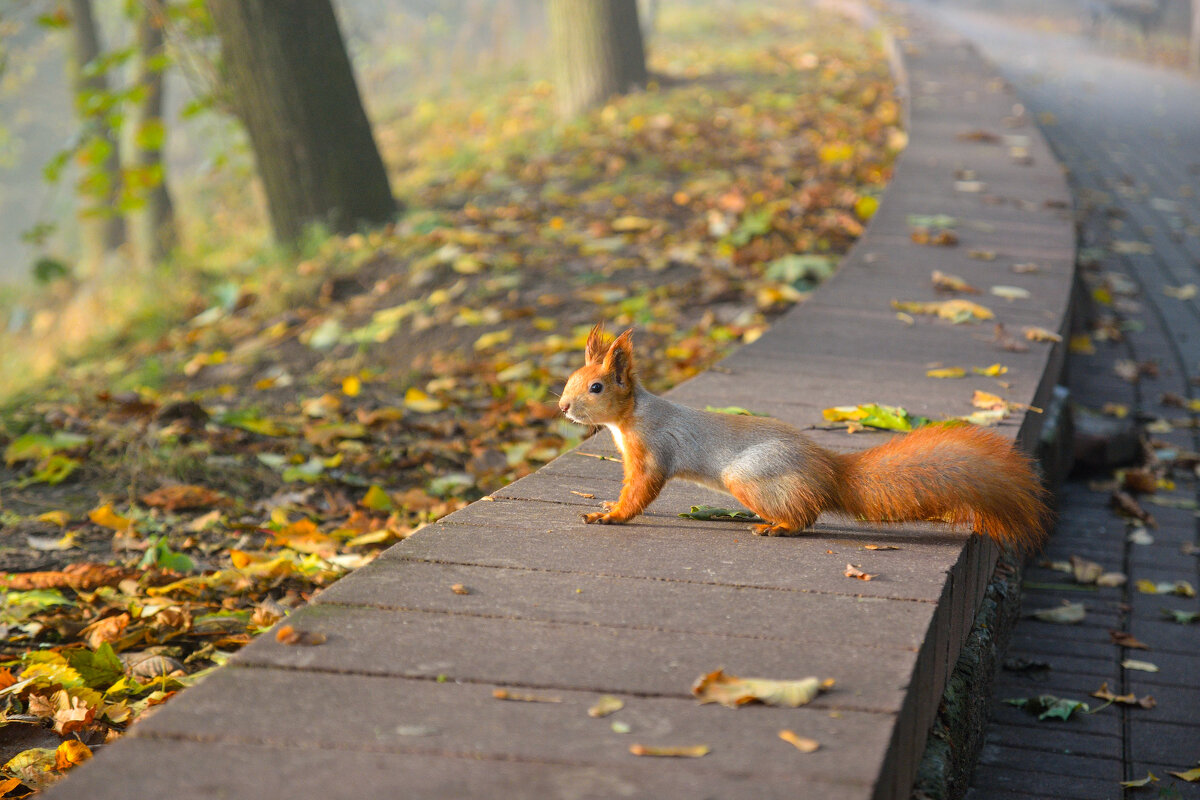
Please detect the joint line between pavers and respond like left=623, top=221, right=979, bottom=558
left=129, top=728, right=878, bottom=787
left=388, top=553, right=940, bottom=604
left=227, top=662, right=902, bottom=716
left=311, top=599, right=922, bottom=652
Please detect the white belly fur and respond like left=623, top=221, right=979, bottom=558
left=604, top=423, right=625, bottom=456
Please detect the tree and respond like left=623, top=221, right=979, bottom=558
left=128, top=0, right=177, bottom=266
left=206, top=0, right=396, bottom=244
left=67, top=0, right=125, bottom=267
left=548, top=0, right=647, bottom=117
left=1191, top=0, right=1200, bottom=72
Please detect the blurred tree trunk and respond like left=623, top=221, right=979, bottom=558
left=548, top=0, right=646, bottom=117
left=129, top=0, right=177, bottom=266
left=207, top=0, right=396, bottom=245
left=1190, top=0, right=1200, bottom=72
left=68, top=0, right=125, bottom=268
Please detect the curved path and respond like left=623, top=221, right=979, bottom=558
left=934, top=6, right=1200, bottom=799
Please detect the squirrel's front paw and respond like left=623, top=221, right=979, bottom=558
left=582, top=511, right=617, bottom=524
left=601, top=500, right=616, bottom=511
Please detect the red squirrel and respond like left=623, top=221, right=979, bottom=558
left=558, top=325, right=1049, bottom=551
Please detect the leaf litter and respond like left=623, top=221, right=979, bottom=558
left=0, top=2, right=902, bottom=787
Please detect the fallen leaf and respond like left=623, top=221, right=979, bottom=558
left=691, top=669, right=834, bottom=708
left=972, top=363, right=1008, bottom=377
left=891, top=298, right=993, bottom=323
left=1135, top=579, right=1195, bottom=597
left=990, top=285, right=1030, bottom=301
left=844, top=563, right=875, bottom=581
left=1029, top=601, right=1086, bottom=624
left=1091, top=682, right=1155, bottom=709
left=1022, top=326, right=1062, bottom=343
left=1109, top=630, right=1149, bottom=650
left=1164, top=283, right=1198, bottom=300
left=864, top=544, right=900, bottom=551
left=778, top=730, right=820, bottom=753
left=492, top=688, right=562, bottom=703
left=926, top=367, right=966, bottom=379
left=629, top=744, right=710, bottom=758
left=450, top=583, right=470, bottom=595
left=931, top=270, right=979, bottom=293
left=1004, top=694, right=1088, bottom=720
left=403, top=387, right=444, bottom=413
left=1070, top=556, right=1104, bottom=584
left=1112, top=492, right=1157, bottom=527
left=36, top=510, right=70, bottom=527
left=1119, top=772, right=1158, bottom=788
left=141, top=485, right=226, bottom=512
left=1169, top=766, right=1200, bottom=782
left=678, top=506, right=761, bottom=521
left=1161, top=609, right=1200, bottom=624
left=88, top=503, right=134, bottom=532
left=587, top=695, right=625, bottom=718
left=274, top=624, right=326, bottom=646
left=1121, top=659, right=1158, bottom=672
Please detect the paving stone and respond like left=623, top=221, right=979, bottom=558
left=1129, top=720, right=1200, bottom=770
left=43, top=737, right=870, bottom=800
left=983, top=723, right=1121, bottom=761
left=314, top=556, right=936, bottom=650
left=232, top=603, right=917, bottom=714
left=977, top=742, right=1122, bottom=781
left=406, top=502, right=971, bottom=603
left=967, top=764, right=1118, bottom=800
left=131, top=666, right=894, bottom=786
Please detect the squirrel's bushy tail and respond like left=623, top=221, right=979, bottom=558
left=833, top=425, right=1050, bottom=551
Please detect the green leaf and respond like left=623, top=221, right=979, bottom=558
left=1161, top=608, right=1200, bottom=624
left=139, top=535, right=196, bottom=573
left=4, top=431, right=88, bottom=464
left=764, top=254, right=836, bottom=289
left=704, top=405, right=766, bottom=416
left=31, top=257, right=71, bottom=283
left=1003, top=694, right=1089, bottom=720
left=907, top=214, right=957, bottom=229
left=17, top=454, right=81, bottom=487
left=66, top=643, right=125, bottom=689
left=362, top=485, right=394, bottom=512
left=428, top=472, right=474, bottom=498
left=678, top=506, right=762, bottom=521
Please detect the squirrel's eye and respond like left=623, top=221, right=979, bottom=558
left=589, top=382, right=603, bottom=394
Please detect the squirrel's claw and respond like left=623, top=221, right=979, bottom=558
left=751, top=522, right=799, bottom=536
left=582, top=511, right=610, bottom=524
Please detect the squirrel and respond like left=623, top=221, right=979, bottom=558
left=558, top=325, right=1049, bottom=551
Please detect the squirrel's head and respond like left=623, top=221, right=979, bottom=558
left=559, top=325, right=636, bottom=426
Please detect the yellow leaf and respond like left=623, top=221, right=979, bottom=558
left=341, top=376, right=361, bottom=397
left=691, top=669, right=834, bottom=708
left=1169, top=767, right=1200, bottom=782
left=1119, top=773, right=1158, bottom=788
left=926, top=367, right=966, bottom=379
left=1023, top=326, right=1063, bottom=343
left=972, top=363, right=1008, bottom=377
left=779, top=730, right=820, bottom=753
left=587, top=695, right=625, bottom=718
left=972, top=391, right=1006, bottom=410
left=1069, top=334, right=1095, bottom=354
left=404, top=388, right=444, bottom=413
left=822, top=406, right=868, bottom=422
left=37, top=511, right=70, bottom=527
left=891, top=299, right=994, bottom=322
left=1121, top=659, right=1159, bottom=672
left=819, top=142, right=854, bottom=163
left=88, top=504, right=133, bottom=532
left=611, top=215, right=655, bottom=232
left=854, top=195, right=879, bottom=220
left=629, top=744, right=710, bottom=758
left=474, top=329, right=512, bottom=351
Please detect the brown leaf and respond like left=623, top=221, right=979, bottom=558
left=1111, top=490, right=1157, bottom=527
left=1109, top=630, right=1150, bottom=650
left=53, top=740, right=92, bottom=771
left=1120, top=468, right=1157, bottom=494
left=844, top=563, right=875, bottom=581
left=274, top=624, right=326, bottom=646
left=79, top=613, right=131, bottom=650
left=140, top=485, right=226, bottom=512
left=450, top=583, right=471, bottom=595
left=1092, top=681, right=1155, bottom=709
left=1, top=562, right=134, bottom=591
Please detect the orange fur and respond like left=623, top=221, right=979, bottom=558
left=584, top=428, right=666, bottom=524
left=833, top=425, right=1049, bottom=551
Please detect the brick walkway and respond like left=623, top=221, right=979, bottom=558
left=43, top=7, right=1078, bottom=799
left=937, top=7, right=1200, bottom=799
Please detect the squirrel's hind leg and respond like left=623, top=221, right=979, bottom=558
left=725, top=477, right=820, bottom=537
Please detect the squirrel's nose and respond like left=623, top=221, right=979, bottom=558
left=559, top=400, right=571, bottom=414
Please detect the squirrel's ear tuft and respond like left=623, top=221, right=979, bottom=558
left=604, top=329, right=635, bottom=385
left=584, top=323, right=607, bottom=365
